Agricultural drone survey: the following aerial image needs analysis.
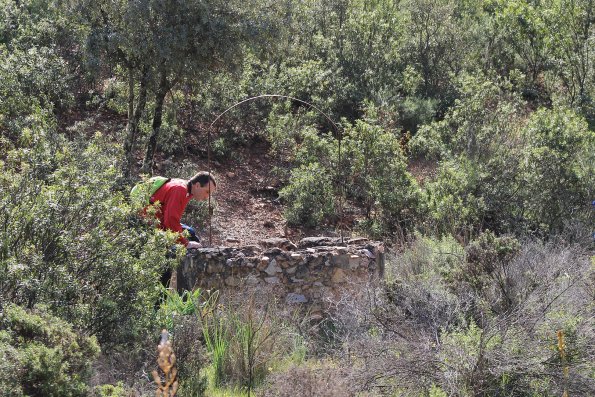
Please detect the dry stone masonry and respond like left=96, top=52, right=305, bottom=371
left=177, top=237, right=385, bottom=305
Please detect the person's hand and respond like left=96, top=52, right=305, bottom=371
left=187, top=241, right=201, bottom=249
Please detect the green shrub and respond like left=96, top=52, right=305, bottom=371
left=449, top=231, right=521, bottom=306
left=423, top=156, right=491, bottom=237
left=279, top=162, right=336, bottom=228
left=387, top=232, right=464, bottom=283
left=415, top=75, right=593, bottom=237
left=0, top=304, right=100, bottom=397
left=265, top=102, right=322, bottom=164
left=520, top=107, right=594, bottom=234
left=91, top=383, right=129, bottom=397
left=157, top=104, right=186, bottom=156
left=410, top=73, right=525, bottom=161
left=0, top=126, right=175, bottom=347
left=343, top=116, right=421, bottom=236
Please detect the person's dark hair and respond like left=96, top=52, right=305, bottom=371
left=188, top=171, right=216, bottom=191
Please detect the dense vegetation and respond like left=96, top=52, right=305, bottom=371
left=1, top=0, right=593, bottom=395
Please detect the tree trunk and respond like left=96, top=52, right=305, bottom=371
left=123, top=66, right=135, bottom=178
left=127, top=66, right=134, bottom=126
left=141, top=68, right=168, bottom=174
left=123, top=65, right=149, bottom=178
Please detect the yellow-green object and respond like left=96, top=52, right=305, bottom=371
left=131, top=176, right=171, bottom=204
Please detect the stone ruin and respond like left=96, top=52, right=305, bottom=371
left=177, top=236, right=385, bottom=306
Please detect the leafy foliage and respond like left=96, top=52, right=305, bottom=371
left=279, top=162, right=336, bottom=228
left=521, top=107, right=594, bottom=234
left=0, top=125, right=175, bottom=346
left=341, top=113, right=421, bottom=236
left=0, top=304, right=100, bottom=397
left=415, top=75, right=594, bottom=236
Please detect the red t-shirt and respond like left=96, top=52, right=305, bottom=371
left=149, top=178, right=193, bottom=246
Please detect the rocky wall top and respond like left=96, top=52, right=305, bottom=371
left=177, top=237, right=384, bottom=305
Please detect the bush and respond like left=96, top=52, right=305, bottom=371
left=265, top=102, right=322, bottom=164
left=0, top=304, right=100, bottom=397
left=459, top=230, right=520, bottom=293
left=91, top=383, right=130, bottom=397
left=279, top=162, right=336, bottom=228
left=410, top=74, right=524, bottom=161
left=342, top=115, right=422, bottom=236
left=0, top=126, right=175, bottom=347
left=422, top=156, right=489, bottom=238
left=520, top=107, right=594, bottom=234
left=332, top=236, right=594, bottom=396
left=415, top=75, right=594, bottom=237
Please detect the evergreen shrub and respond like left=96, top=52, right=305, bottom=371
left=0, top=304, right=100, bottom=397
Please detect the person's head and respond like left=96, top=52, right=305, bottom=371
left=188, top=171, right=217, bottom=201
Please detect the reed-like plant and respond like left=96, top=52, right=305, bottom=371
left=203, top=316, right=229, bottom=387
left=157, top=286, right=219, bottom=330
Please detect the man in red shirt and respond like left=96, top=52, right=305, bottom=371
left=150, top=171, right=217, bottom=249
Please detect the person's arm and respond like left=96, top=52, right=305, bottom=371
left=162, top=187, right=189, bottom=246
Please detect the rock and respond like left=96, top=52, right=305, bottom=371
left=207, top=261, right=224, bottom=273
left=277, top=258, right=291, bottom=269
left=331, top=268, right=347, bottom=283
left=330, top=254, right=349, bottom=268
left=265, top=259, right=282, bottom=275
left=241, top=245, right=262, bottom=255
left=295, top=265, right=309, bottom=279
left=264, top=276, right=280, bottom=284
left=361, top=249, right=375, bottom=259
left=244, top=258, right=257, bottom=268
left=225, top=276, right=241, bottom=287
left=347, top=237, right=369, bottom=245
left=285, top=293, right=308, bottom=304
left=264, top=247, right=282, bottom=255
left=226, top=237, right=241, bottom=244
left=349, top=255, right=361, bottom=269
left=245, top=275, right=260, bottom=286
left=286, top=266, right=297, bottom=274
left=259, top=237, right=297, bottom=251
left=257, top=256, right=269, bottom=271
left=298, top=236, right=341, bottom=248
left=226, top=172, right=235, bottom=178
left=309, top=256, right=324, bottom=268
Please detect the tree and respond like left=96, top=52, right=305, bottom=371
left=83, top=0, right=272, bottom=176
left=493, top=0, right=555, bottom=93
left=549, top=0, right=594, bottom=122
left=402, top=0, right=461, bottom=98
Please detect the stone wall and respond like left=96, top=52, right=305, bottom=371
left=177, top=237, right=384, bottom=305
